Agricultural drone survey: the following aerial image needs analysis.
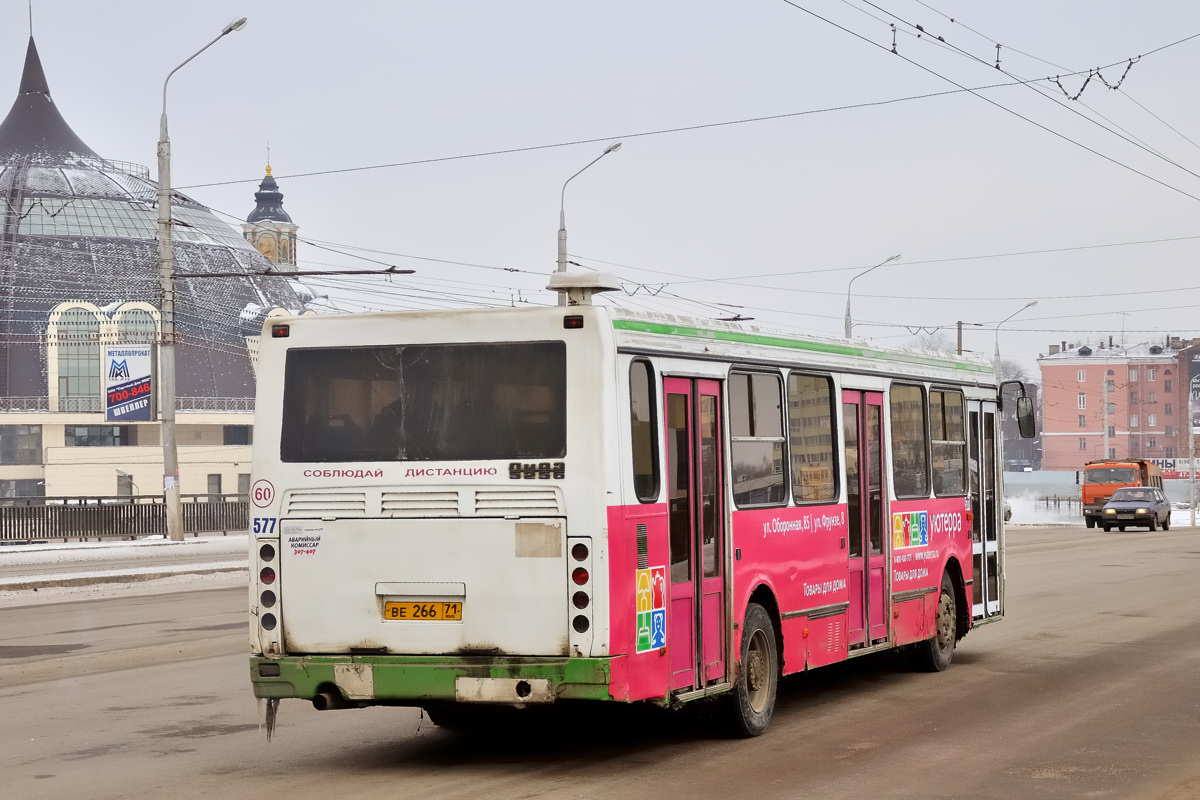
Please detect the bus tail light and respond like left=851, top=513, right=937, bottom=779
left=255, top=528, right=282, bottom=652
left=566, top=536, right=594, bottom=656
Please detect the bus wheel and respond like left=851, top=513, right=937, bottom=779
left=1118, top=525, right=1126, bottom=532
left=1085, top=517, right=1095, bottom=529
left=917, top=572, right=957, bottom=672
left=725, top=602, right=778, bottom=737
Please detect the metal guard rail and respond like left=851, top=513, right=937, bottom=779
left=0, top=494, right=249, bottom=542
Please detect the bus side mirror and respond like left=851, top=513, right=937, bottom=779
left=1016, top=396, right=1036, bottom=439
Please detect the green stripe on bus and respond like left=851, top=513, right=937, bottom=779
left=611, top=319, right=992, bottom=373
left=249, top=656, right=614, bottom=703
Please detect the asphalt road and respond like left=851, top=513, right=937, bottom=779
left=1, top=524, right=1198, bottom=800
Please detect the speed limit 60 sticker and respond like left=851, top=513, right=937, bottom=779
left=252, top=479, right=275, bottom=508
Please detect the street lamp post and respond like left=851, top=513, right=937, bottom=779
left=556, top=143, right=621, bottom=305
left=157, top=17, right=247, bottom=542
left=843, top=253, right=901, bottom=339
left=993, top=300, right=1038, bottom=370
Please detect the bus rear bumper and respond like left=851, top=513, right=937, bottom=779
left=249, top=655, right=613, bottom=705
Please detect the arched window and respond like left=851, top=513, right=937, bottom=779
left=116, top=307, right=157, bottom=344
left=51, top=306, right=101, bottom=412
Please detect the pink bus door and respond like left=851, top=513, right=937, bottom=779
left=664, top=377, right=727, bottom=692
left=843, top=391, right=888, bottom=647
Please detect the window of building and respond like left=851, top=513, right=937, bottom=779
left=1078, top=414, right=1087, bottom=427
left=730, top=372, right=787, bottom=507
left=0, top=479, right=45, bottom=500
left=1105, top=380, right=1115, bottom=391
left=53, top=306, right=101, bottom=412
left=1077, top=369, right=1086, bottom=382
left=1129, top=415, right=1138, bottom=427
left=1079, top=437, right=1087, bottom=450
left=1148, top=414, right=1157, bottom=427
left=222, top=425, right=253, bottom=446
left=786, top=373, right=837, bottom=503
left=238, top=473, right=251, bottom=500
left=1107, top=403, right=1115, bottom=415
left=1165, top=379, right=1173, bottom=392
left=1108, top=426, right=1116, bottom=437
left=1166, top=425, right=1175, bottom=437
left=1147, top=437, right=1157, bottom=449
left=1148, top=392, right=1156, bottom=404
left=629, top=360, right=660, bottom=503
left=929, top=389, right=966, bottom=496
left=890, top=384, right=929, bottom=498
left=1148, top=368, right=1156, bottom=381
left=1108, top=447, right=1116, bottom=458
left=1129, top=391, right=1138, bottom=403
left=1078, top=393, right=1086, bottom=410
left=1129, top=369, right=1138, bottom=382
left=64, top=426, right=136, bottom=447
left=1166, top=447, right=1175, bottom=458
left=0, top=425, right=42, bottom=465
left=1165, top=403, right=1173, bottom=416
left=207, top=474, right=222, bottom=502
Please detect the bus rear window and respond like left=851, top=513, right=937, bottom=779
left=280, top=342, right=566, bottom=462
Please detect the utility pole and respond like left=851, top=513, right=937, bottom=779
left=1102, top=373, right=1109, bottom=460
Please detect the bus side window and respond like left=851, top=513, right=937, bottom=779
left=786, top=372, right=837, bottom=503
left=930, top=389, right=966, bottom=496
left=730, top=371, right=787, bottom=508
left=890, top=384, right=930, bottom=498
left=630, top=360, right=660, bottom=502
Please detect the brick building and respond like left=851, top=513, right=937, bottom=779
left=1038, top=338, right=1198, bottom=472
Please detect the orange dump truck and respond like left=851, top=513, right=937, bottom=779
left=1079, top=459, right=1164, bottom=529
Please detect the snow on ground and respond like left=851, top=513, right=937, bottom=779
left=0, top=533, right=247, bottom=567
left=0, top=569, right=248, bottom=608
left=0, top=534, right=249, bottom=607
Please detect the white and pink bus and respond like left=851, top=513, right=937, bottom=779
left=248, top=276, right=1034, bottom=736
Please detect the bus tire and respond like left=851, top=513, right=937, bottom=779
left=1118, top=525, right=1126, bottom=532
left=917, top=572, right=957, bottom=672
left=725, top=602, right=778, bottom=737
left=1085, top=517, right=1095, bottom=529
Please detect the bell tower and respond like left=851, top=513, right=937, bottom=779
left=242, top=165, right=298, bottom=267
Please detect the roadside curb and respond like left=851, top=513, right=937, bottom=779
left=0, top=563, right=248, bottom=592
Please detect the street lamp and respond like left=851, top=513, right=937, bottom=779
left=116, top=469, right=139, bottom=498
left=843, top=253, right=901, bottom=338
left=158, top=16, right=247, bottom=542
left=556, top=143, right=621, bottom=304
left=993, top=300, right=1038, bottom=368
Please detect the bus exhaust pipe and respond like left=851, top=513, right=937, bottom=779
left=313, top=690, right=346, bottom=711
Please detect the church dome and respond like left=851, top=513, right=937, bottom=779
left=247, top=167, right=293, bottom=224
left=0, top=37, right=312, bottom=404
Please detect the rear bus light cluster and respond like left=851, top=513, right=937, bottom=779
left=258, top=543, right=278, bottom=631
left=255, top=540, right=282, bottom=655
left=567, top=537, right=594, bottom=655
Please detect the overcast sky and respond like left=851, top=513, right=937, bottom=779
left=6, top=1, right=1200, bottom=378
